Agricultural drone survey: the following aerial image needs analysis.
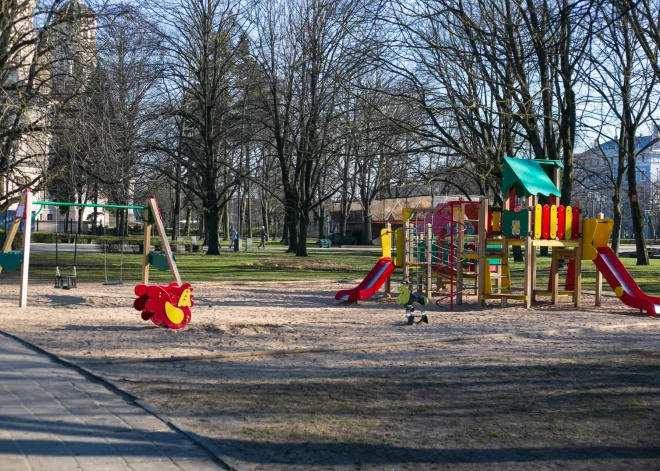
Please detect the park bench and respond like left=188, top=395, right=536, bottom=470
left=317, top=239, right=332, bottom=248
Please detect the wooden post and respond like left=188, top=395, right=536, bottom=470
left=594, top=212, right=603, bottom=307
left=384, top=223, right=392, bottom=298
left=425, top=223, right=432, bottom=298
left=524, top=195, right=533, bottom=308
left=457, top=202, right=465, bottom=305
left=0, top=218, right=21, bottom=275
left=574, top=201, right=582, bottom=307
left=477, top=197, right=488, bottom=306
left=403, top=220, right=410, bottom=285
left=18, top=190, right=32, bottom=308
left=551, top=248, right=559, bottom=305
left=148, top=197, right=182, bottom=285
left=142, top=212, right=152, bottom=285
left=501, top=236, right=509, bottom=307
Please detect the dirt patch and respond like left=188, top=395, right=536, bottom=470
left=0, top=281, right=659, bottom=470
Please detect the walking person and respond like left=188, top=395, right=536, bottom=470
left=229, top=227, right=237, bottom=249
left=258, top=226, right=266, bottom=250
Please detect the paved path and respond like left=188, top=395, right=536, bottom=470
left=0, top=334, right=224, bottom=471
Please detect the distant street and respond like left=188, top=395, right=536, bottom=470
left=28, top=243, right=382, bottom=253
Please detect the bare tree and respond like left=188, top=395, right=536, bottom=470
left=249, top=0, right=370, bottom=256
left=0, top=0, right=105, bottom=210
left=145, top=0, right=244, bottom=255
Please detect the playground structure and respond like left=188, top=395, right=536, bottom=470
left=338, top=156, right=659, bottom=317
left=0, top=189, right=194, bottom=327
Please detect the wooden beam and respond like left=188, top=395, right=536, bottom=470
left=477, top=197, right=488, bottom=306
left=524, top=196, right=533, bottom=308
left=425, top=223, right=432, bottom=298
left=574, top=201, right=583, bottom=307
left=457, top=202, right=465, bottom=305
left=142, top=216, right=152, bottom=285
left=18, top=190, right=32, bottom=308
left=148, top=197, right=181, bottom=285
left=551, top=248, right=559, bottom=305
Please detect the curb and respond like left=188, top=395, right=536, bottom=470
left=0, top=330, right=247, bottom=471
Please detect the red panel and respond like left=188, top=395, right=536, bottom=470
left=572, top=207, right=580, bottom=239
left=508, top=187, right=516, bottom=210
left=565, top=260, right=575, bottom=290
left=542, top=204, right=550, bottom=239
left=556, top=205, right=565, bottom=240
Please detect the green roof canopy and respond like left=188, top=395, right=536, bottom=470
left=502, top=156, right=561, bottom=198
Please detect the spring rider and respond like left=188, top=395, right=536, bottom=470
left=397, top=284, right=429, bottom=325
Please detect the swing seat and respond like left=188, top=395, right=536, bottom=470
left=55, top=275, right=77, bottom=289
left=149, top=252, right=175, bottom=271
left=0, top=251, right=24, bottom=272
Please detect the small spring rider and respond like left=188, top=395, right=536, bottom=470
left=397, top=284, right=429, bottom=325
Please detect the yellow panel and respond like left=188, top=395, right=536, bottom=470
left=501, top=264, right=511, bottom=293
left=402, top=208, right=413, bottom=223
left=534, top=204, right=542, bottom=239
left=550, top=205, right=557, bottom=239
left=380, top=228, right=392, bottom=259
left=492, top=210, right=501, bottom=231
left=394, top=228, right=404, bottom=267
left=484, top=260, right=492, bottom=294
left=594, top=218, right=614, bottom=249
left=581, top=218, right=598, bottom=261
left=565, top=206, right=572, bottom=240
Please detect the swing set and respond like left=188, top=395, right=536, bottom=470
left=0, top=190, right=193, bottom=329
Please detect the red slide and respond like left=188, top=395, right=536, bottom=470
left=335, top=257, right=396, bottom=302
left=593, top=246, right=660, bottom=317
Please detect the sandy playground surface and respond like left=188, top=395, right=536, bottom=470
left=0, top=280, right=659, bottom=470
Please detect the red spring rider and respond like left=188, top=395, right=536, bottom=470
left=133, top=282, right=194, bottom=329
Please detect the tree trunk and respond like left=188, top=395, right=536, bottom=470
left=287, top=213, right=299, bottom=254
left=184, top=206, right=191, bottom=236
left=92, top=184, right=98, bottom=235
left=172, top=180, right=180, bottom=240
left=222, top=205, right=229, bottom=240
left=262, top=199, right=269, bottom=240
left=246, top=145, right=252, bottom=238
left=282, top=213, right=289, bottom=245
left=363, top=205, right=373, bottom=245
left=611, top=191, right=623, bottom=255
left=296, top=214, right=308, bottom=256
left=318, top=204, right=325, bottom=239
left=206, top=209, right=220, bottom=255
left=77, top=207, right=84, bottom=235
left=627, top=149, right=649, bottom=265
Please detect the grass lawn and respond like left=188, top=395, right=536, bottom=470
left=4, top=248, right=379, bottom=284
left=3, top=245, right=660, bottom=297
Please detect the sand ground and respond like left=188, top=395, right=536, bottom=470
left=0, top=281, right=659, bottom=470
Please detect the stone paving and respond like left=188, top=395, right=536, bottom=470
left=0, top=333, right=225, bottom=471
